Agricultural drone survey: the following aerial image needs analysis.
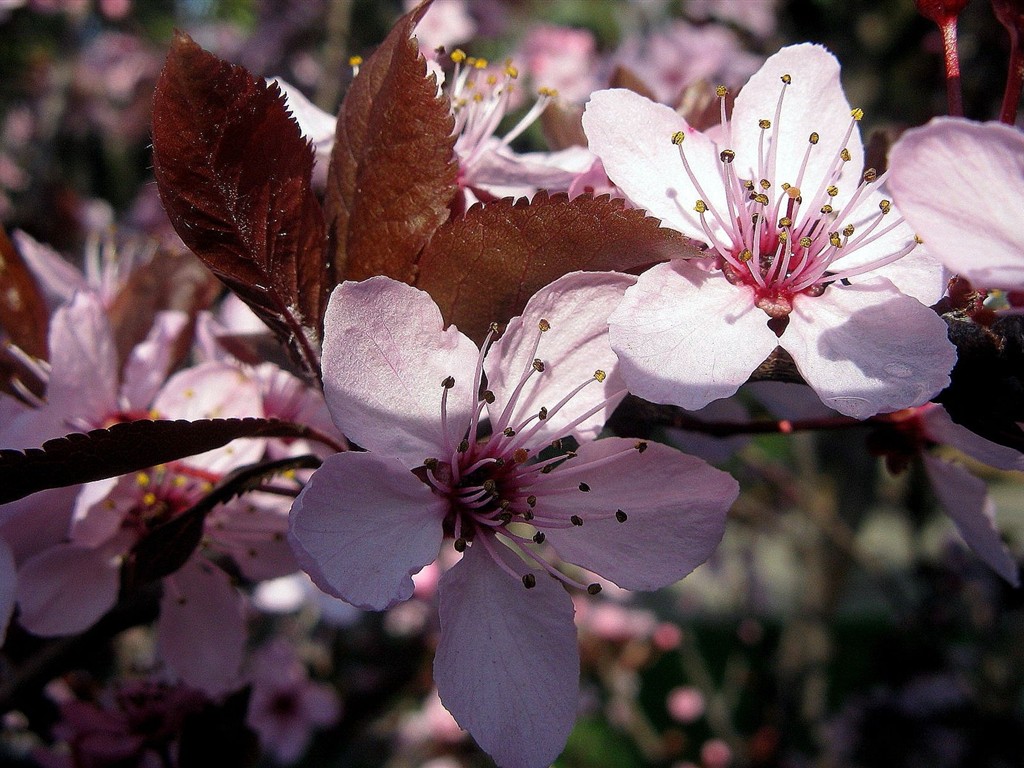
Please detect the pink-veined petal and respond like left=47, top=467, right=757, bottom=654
left=12, top=229, right=86, bottom=311
left=47, top=292, right=118, bottom=423
left=119, top=310, right=189, bottom=412
left=434, top=541, right=579, bottom=768
left=583, top=88, right=724, bottom=237
left=16, top=543, right=120, bottom=636
left=923, top=453, right=1019, bottom=586
left=609, top=261, right=779, bottom=410
left=69, top=477, right=124, bottom=547
left=321, top=278, right=479, bottom=467
left=921, top=405, right=1024, bottom=472
left=828, top=189, right=948, bottom=306
left=888, top=118, right=1024, bottom=291
left=782, top=282, right=956, bottom=418
left=485, top=271, right=634, bottom=444
left=157, top=558, right=245, bottom=695
left=152, top=361, right=265, bottom=472
left=535, top=437, right=736, bottom=590
left=731, top=44, right=863, bottom=213
left=289, top=452, right=446, bottom=610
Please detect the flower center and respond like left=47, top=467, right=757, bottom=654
left=420, top=319, right=633, bottom=593
left=447, top=49, right=555, bottom=181
left=672, top=76, right=920, bottom=318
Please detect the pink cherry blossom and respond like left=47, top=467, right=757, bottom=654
left=290, top=272, right=738, bottom=768
left=583, top=43, right=957, bottom=418
left=888, top=117, right=1024, bottom=292
left=246, top=639, right=341, bottom=764
left=405, top=0, right=477, bottom=53
left=891, top=404, right=1022, bottom=585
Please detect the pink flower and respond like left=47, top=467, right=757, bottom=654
left=517, top=24, right=600, bottom=104
left=289, top=272, right=739, bottom=768
left=888, top=117, right=1024, bottom=292
left=246, top=639, right=341, bottom=764
left=405, top=0, right=477, bottom=53
left=886, top=404, right=1022, bottom=585
left=583, top=43, right=957, bottom=419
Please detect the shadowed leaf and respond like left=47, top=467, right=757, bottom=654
left=415, top=192, right=704, bottom=342
left=0, top=418, right=338, bottom=503
left=151, top=33, right=327, bottom=383
left=0, top=227, right=48, bottom=360
left=106, top=249, right=221, bottom=370
left=325, top=0, right=457, bottom=283
left=125, top=454, right=320, bottom=588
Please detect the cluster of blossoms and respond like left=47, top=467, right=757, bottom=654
left=2, top=0, right=1024, bottom=766
left=0, top=234, right=343, bottom=757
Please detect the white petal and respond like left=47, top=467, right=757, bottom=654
left=782, top=282, right=956, bottom=418
left=609, top=261, right=779, bottom=410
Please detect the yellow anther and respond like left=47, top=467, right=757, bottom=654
left=800, top=236, right=812, bottom=248
left=538, top=318, right=550, bottom=332
left=473, top=57, right=488, bottom=69
left=759, top=179, right=771, bottom=189
left=778, top=231, right=789, bottom=242
left=173, top=476, right=187, bottom=488
left=739, top=248, right=753, bottom=262
left=594, top=370, right=607, bottom=382
left=787, top=186, right=801, bottom=199
left=829, top=232, right=842, bottom=247
left=826, top=185, right=839, bottom=197
left=743, top=179, right=755, bottom=190
left=532, top=359, right=545, bottom=372
left=348, top=55, right=363, bottom=67
left=135, top=472, right=150, bottom=487
left=538, top=86, right=557, bottom=97
left=486, top=74, right=498, bottom=86
left=820, top=204, right=833, bottom=214
left=914, top=234, right=924, bottom=244
left=753, top=193, right=769, bottom=205
left=759, top=119, right=771, bottom=129
left=715, top=85, right=729, bottom=98
left=451, top=49, right=466, bottom=63
left=778, top=217, right=793, bottom=228
left=142, top=492, right=157, bottom=506
left=843, top=224, right=855, bottom=237
left=671, top=130, right=686, bottom=145
left=720, top=149, right=735, bottom=163
left=781, top=73, right=792, bottom=84
left=781, top=182, right=791, bottom=190
left=879, top=199, right=892, bottom=214
left=863, top=167, right=878, bottom=183
left=504, top=62, right=519, bottom=79
left=840, top=148, right=851, bottom=162
left=851, top=107, right=864, bottom=121
left=695, top=200, right=708, bottom=213
left=809, top=132, right=819, bottom=144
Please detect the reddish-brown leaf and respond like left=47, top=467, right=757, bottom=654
left=106, top=248, right=221, bottom=370
left=151, top=33, right=327, bottom=382
left=0, top=227, right=48, bottom=360
left=325, top=0, right=457, bottom=283
left=125, top=454, right=320, bottom=588
left=0, top=418, right=340, bottom=504
left=415, top=192, right=704, bottom=342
